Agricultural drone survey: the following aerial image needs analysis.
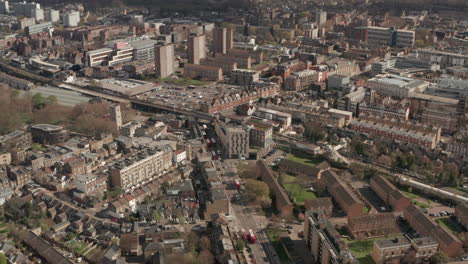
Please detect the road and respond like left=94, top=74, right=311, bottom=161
left=231, top=200, right=281, bottom=264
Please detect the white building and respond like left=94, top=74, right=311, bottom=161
left=0, top=1, right=9, bottom=14
left=367, top=74, right=429, bottom=98
left=173, top=149, right=187, bottom=164
left=64, top=11, right=80, bottom=27
left=315, top=10, right=327, bottom=26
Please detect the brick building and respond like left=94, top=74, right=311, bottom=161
left=403, top=204, right=463, bottom=257
left=320, top=170, right=364, bottom=217
left=454, top=203, right=468, bottom=230
left=256, top=160, right=293, bottom=218
left=350, top=116, right=441, bottom=149
left=201, top=83, right=279, bottom=113
left=346, top=213, right=398, bottom=239
left=370, top=175, right=411, bottom=212
left=184, top=64, right=223, bottom=81
left=372, top=236, right=438, bottom=264
left=304, top=197, right=333, bottom=216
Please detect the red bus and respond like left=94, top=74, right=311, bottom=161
left=234, top=179, right=241, bottom=190
left=248, top=229, right=256, bottom=244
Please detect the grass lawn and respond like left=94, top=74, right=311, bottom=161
left=412, top=200, right=431, bottom=209
left=437, top=217, right=465, bottom=234
left=266, top=229, right=291, bottom=264
left=285, top=153, right=319, bottom=166
left=284, top=183, right=317, bottom=205
left=66, top=241, right=88, bottom=254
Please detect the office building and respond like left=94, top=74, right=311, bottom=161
left=230, top=69, right=259, bottom=85
left=64, top=11, right=80, bottom=27
left=371, top=59, right=397, bottom=75
left=131, top=39, right=157, bottom=61
left=188, top=34, right=206, bottom=64
left=31, top=7, right=43, bottom=22
left=184, top=64, right=222, bottom=81
left=246, top=119, right=273, bottom=149
left=12, top=1, right=40, bottom=17
left=44, top=9, right=59, bottom=23
left=316, top=10, right=327, bottom=26
left=17, top=17, right=36, bottom=30
left=367, top=27, right=415, bottom=47
left=304, top=211, right=358, bottom=264
left=214, top=121, right=249, bottom=159
left=415, top=49, right=467, bottom=68
left=254, top=107, right=292, bottom=128
left=110, top=146, right=173, bottom=191
left=25, top=21, right=52, bottom=36
left=86, top=48, right=113, bottom=67
left=367, top=74, right=428, bottom=98
left=213, top=27, right=233, bottom=54
left=154, top=43, right=175, bottom=78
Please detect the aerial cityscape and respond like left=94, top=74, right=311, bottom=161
left=0, top=0, right=467, bottom=263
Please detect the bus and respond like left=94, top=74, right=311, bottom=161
left=234, top=179, right=241, bottom=190
left=248, top=229, right=256, bottom=244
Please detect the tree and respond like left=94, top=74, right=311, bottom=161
left=197, top=250, right=214, bottom=264
left=186, top=232, right=200, bottom=253
left=153, top=210, right=161, bottom=223
left=429, top=252, right=448, bottom=264
left=109, top=186, right=122, bottom=199
left=162, top=182, right=170, bottom=194
left=32, top=93, right=46, bottom=109
left=65, top=232, right=76, bottom=241
left=236, top=239, right=245, bottom=251
left=244, top=179, right=270, bottom=202
left=200, top=236, right=211, bottom=251
left=0, top=253, right=7, bottom=264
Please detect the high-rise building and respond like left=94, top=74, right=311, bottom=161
left=367, top=26, right=415, bottom=47
left=0, top=1, right=9, bottom=14
left=316, top=10, right=327, bottom=26
left=154, top=43, right=175, bottom=78
left=213, top=27, right=233, bottom=54
left=214, top=121, right=249, bottom=159
left=188, top=33, right=206, bottom=64
left=45, top=9, right=59, bottom=23
left=64, top=11, right=80, bottom=27
left=110, top=104, right=122, bottom=129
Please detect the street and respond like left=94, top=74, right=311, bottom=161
left=231, top=200, right=281, bottom=264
